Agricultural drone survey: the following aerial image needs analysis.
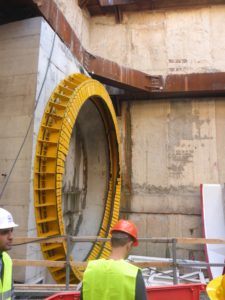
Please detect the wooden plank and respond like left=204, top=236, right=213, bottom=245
left=133, top=262, right=173, bottom=268
left=176, top=238, right=225, bottom=245
left=13, top=259, right=66, bottom=268
left=13, top=236, right=225, bottom=245
left=13, top=259, right=87, bottom=268
left=14, top=284, right=77, bottom=291
left=12, top=259, right=172, bottom=269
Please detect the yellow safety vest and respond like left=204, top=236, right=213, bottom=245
left=83, top=259, right=138, bottom=300
left=0, top=252, right=13, bottom=300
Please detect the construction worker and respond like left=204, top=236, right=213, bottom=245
left=0, top=208, right=18, bottom=300
left=207, top=274, right=225, bottom=300
left=81, top=219, right=147, bottom=300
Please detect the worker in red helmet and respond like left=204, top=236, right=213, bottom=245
left=81, top=219, right=147, bottom=300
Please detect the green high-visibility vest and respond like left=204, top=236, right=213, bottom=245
left=0, top=252, right=13, bottom=300
left=83, top=259, right=138, bottom=300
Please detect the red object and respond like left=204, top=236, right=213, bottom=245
left=200, top=183, right=213, bottom=279
left=110, top=219, right=138, bottom=246
left=146, top=284, right=206, bottom=300
left=46, top=292, right=80, bottom=300
left=45, top=284, right=206, bottom=300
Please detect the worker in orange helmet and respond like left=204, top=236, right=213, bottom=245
left=207, top=274, right=225, bottom=300
left=81, top=219, right=147, bottom=300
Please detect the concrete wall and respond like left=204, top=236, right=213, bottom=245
left=0, top=18, right=40, bottom=281
left=1, top=1, right=225, bottom=282
left=52, top=1, right=225, bottom=259
left=0, top=17, right=86, bottom=283
left=53, top=1, right=225, bottom=76
left=89, top=5, right=225, bottom=76
left=54, top=0, right=90, bottom=50
left=26, top=17, right=86, bottom=283
left=120, top=98, right=225, bottom=260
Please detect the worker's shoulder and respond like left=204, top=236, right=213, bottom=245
left=88, top=258, right=137, bottom=269
left=87, top=258, right=106, bottom=269
left=88, top=258, right=138, bottom=273
left=2, top=251, right=12, bottom=262
left=120, top=260, right=139, bottom=273
left=108, top=259, right=139, bottom=275
left=86, top=259, right=138, bottom=279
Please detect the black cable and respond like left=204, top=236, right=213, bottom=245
left=0, top=33, right=56, bottom=200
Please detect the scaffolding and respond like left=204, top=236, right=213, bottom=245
left=12, top=236, right=225, bottom=298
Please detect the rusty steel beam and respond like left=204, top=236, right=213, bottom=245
left=111, top=73, right=225, bottom=100
left=82, top=0, right=225, bottom=16
left=84, top=52, right=163, bottom=92
left=99, top=0, right=136, bottom=6
left=165, top=73, right=225, bottom=94
left=32, top=0, right=225, bottom=97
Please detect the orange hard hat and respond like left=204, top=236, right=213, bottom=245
left=110, top=219, right=139, bottom=246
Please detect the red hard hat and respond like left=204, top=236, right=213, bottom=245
left=110, top=219, right=139, bottom=246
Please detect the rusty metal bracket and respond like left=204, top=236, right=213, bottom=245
left=145, top=75, right=164, bottom=91
left=99, top=0, right=136, bottom=6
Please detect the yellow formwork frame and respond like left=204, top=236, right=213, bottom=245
left=34, top=74, right=121, bottom=283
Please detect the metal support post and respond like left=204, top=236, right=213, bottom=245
left=65, top=235, right=71, bottom=290
left=172, top=238, right=178, bottom=285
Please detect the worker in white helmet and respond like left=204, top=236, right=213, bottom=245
left=0, top=208, right=18, bottom=300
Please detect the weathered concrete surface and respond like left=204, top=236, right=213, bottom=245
left=0, top=17, right=85, bottom=283
left=119, top=98, right=225, bottom=260
left=0, top=18, right=40, bottom=282
left=89, top=6, right=225, bottom=76
left=1, top=1, right=225, bottom=281
left=54, top=0, right=90, bottom=50
left=26, top=17, right=84, bottom=283
left=128, top=213, right=203, bottom=260
left=48, top=1, right=225, bottom=261
left=54, top=0, right=225, bottom=76
left=63, top=100, right=110, bottom=261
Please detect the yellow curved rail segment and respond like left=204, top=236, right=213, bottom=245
left=34, top=74, right=121, bottom=283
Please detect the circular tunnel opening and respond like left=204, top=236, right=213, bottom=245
left=62, top=99, right=110, bottom=261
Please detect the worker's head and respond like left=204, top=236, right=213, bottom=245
left=0, top=208, right=18, bottom=252
left=110, top=220, right=138, bottom=258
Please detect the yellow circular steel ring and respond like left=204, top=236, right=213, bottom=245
left=33, top=74, right=121, bottom=283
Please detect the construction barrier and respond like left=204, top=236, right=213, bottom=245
left=46, top=292, right=80, bottom=300
left=147, top=284, right=206, bottom=300
left=45, top=283, right=206, bottom=300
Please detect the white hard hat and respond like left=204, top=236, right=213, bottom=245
left=0, top=208, right=18, bottom=229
